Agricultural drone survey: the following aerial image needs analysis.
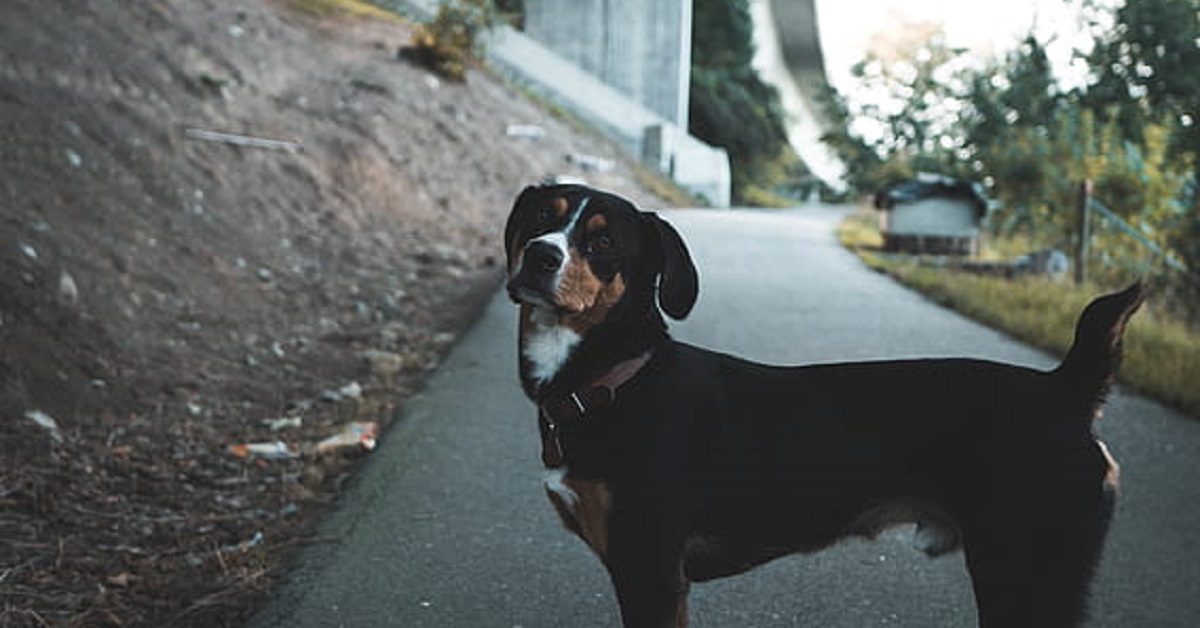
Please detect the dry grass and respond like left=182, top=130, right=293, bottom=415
left=838, top=210, right=1200, bottom=418
left=284, top=0, right=407, bottom=22
left=632, top=165, right=702, bottom=208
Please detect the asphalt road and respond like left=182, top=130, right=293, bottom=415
left=249, top=206, right=1199, bottom=627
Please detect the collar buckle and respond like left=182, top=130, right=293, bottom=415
left=536, top=351, right=652, bottom=468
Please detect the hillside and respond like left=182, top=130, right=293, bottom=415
left=0, top=0, right=668, bottom=625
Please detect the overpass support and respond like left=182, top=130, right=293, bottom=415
left=524, top=0, right=692, bottom=128
left=750, top=0, right=846, bottom=191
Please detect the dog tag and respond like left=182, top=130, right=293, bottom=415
left=539, top=411, right=565, bottom=468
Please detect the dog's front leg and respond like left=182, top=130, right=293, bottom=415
left=607, top=531, right=691, bottom=628
left=611, top=563, right=690, bottom=628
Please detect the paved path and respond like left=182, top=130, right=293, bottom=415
left=250, top=207, right=1199, bottom=627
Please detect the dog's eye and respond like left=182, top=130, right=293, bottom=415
left=538, top=205, right=557, bottom=223
left=588, top=234, right=613, bottom=254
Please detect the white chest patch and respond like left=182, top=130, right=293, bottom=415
left=523, top=312, right=581, bottom=385
left=543, top=468, right=578, bottom=508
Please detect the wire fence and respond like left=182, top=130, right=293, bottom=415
left=1074, top=180, right=1192, bottom=285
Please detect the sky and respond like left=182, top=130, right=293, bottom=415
left=814, top=0, right=1102, bottom=93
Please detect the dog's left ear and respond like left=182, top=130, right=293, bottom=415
left=504, top=185, right=540, bottom=269
left=645, top=213, right=698, bottom=320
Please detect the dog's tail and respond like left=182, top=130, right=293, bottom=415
left=1053, top=281, right=1145, bottom=420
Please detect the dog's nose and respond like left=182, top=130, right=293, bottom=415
left=525, top=241, right=564, bottom=274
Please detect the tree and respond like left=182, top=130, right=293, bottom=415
left=1078, top=0, right=1198, bottom=298
left=957, top=33, right=1064, bottom=233
left=1080, top=0, right=1199, bottom=166
left=819, top=19, right=995, bottom=192
left=816, top=85, right=887, bottom=193
left=964, top=36, right=1059, bottom=158
left=689, top=0, right=794, bottom=202
left=840, top=19, right=976, bottom=177
left=822, top=24, right=1067, bottom=196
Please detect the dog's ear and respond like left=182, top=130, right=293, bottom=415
left=504, top=185, right=539, bottom=268
left=645, top=212, right=698, bottom=320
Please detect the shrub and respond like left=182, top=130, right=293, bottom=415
left=406, top=0, right=495, bottom=82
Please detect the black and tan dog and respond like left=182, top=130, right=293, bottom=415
left=504, top=183, right=1143, bottom=628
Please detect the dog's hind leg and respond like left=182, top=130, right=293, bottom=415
left=965, top=538, right=1105, bottom=627
left=962, top=282, right=1138, bottom=626
left=962, top=480, right=1115, bottom=628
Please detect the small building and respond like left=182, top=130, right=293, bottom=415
left=873, top=175, right=989, bottom=255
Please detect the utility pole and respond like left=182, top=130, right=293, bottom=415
left=1075, top=179, right=1092, bottom=286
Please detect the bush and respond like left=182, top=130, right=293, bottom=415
left=406, top=0, right=495, bottom=82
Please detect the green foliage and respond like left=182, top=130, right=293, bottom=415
left=848, top=23, right=972, bottom=167
left=689, top=0, right=795, bottom=204
left=408, top=0, right=496, bottom=82
left=817, top=80, right=930, bottom=196
left=1079, top=0, right=1200, bottom=310
left=964, top=36, right=1060, bottom=162
left=689, top=66, right=788, bottom=166
left=1081, top=0, right=1199, bottom=147
left=1168, top=207, right=1200, bottom=317
left=976, top=105, right=1193, bottom=288
left=690, top=0, right=757, bottom=69
left=816, top=89, right=869, bottom=185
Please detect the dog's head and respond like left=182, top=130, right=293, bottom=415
left=504, top=184, right=698, bottom=333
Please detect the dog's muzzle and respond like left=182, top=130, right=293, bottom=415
left=507, top=240, right=565, bottom=309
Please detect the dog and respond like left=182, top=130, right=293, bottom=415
left=503, top=183, right=1143, bottom=628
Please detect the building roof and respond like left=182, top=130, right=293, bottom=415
left=873, top=174, right=989, bottom=218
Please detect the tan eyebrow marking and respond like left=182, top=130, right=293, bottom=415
left=551, top=196, right=569, bottom=218
left=586, top=213, right=608, bottom=231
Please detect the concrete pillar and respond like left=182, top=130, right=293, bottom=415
left=524, top=0, right=692, bottom=128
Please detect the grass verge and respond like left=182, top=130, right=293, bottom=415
left=838, top=210, right=1200, bottom=418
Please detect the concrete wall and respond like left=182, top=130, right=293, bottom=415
left=524, top=0, right=692, bottom=128
left=486, top=27, right=730, bottom=206
left=643, top=124, right=730, bottom=206
left=384, top=0, right=730, bottom=206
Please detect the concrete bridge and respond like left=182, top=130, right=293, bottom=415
left=752, top=0, right=846, bottom=191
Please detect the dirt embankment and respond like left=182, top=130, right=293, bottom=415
left=0, top=1, right=667, bottom=625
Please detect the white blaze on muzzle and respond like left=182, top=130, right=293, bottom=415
left=516, top=197, right=590, bottom=290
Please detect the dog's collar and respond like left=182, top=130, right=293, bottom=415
left=538, top=351, right=653, bottom=468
